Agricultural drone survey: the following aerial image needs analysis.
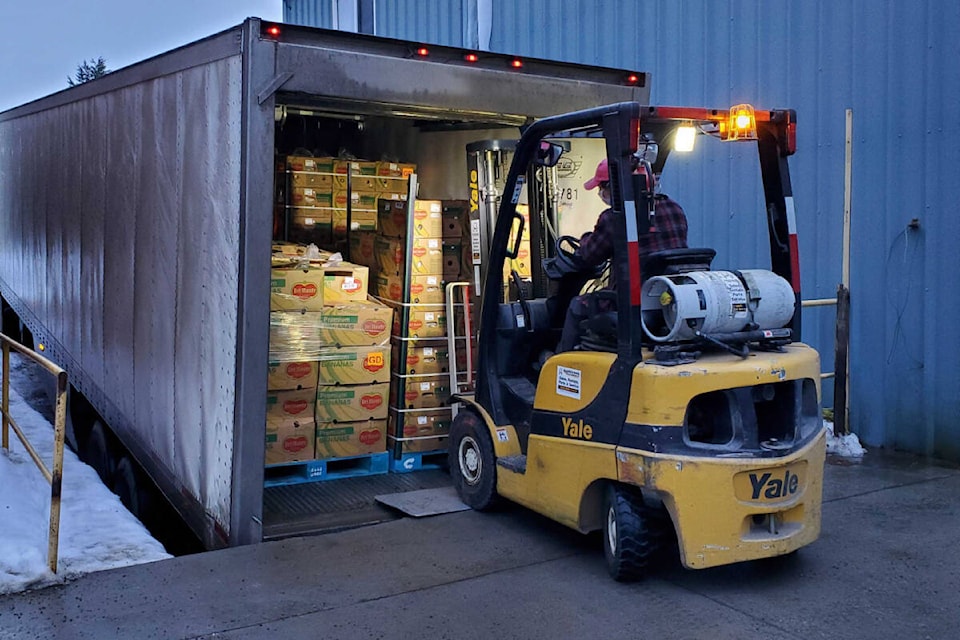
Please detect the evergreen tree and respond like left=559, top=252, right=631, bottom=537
left=67, top=57, right=109, bottom=86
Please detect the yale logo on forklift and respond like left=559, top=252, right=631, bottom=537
left=735, top=462, right=807, bottom=502
left=561, top=416, right=593, bottom=440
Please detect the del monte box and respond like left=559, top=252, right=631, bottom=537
left=271, top=262, right=369, bottom=311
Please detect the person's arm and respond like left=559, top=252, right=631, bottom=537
left=576, top=210, right=614, bottom=267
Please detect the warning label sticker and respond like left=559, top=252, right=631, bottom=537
left=556, top=366, right=582, bottom=400
left=716, top=271, right=748, bottom=318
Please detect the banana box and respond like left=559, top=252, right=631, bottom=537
left=316, top=383, right=389, bottom=422
left=333, top=209, right=378, bottom=233
left=374, top=236, right=444, bottom=275
left=317, top=345, right=391, bottom=385
left=333, top=160, right=379, bottom=190
left=267, top=360, right=319, bottom=391
left=316, top=419, right=387, bottom=458
left=316, top=300, right=393, bottom=346
left=377, top=199, right=443, bottom=238
left=390, top=374, right=451, bottom=410
left=375, top=161, right=417, bottom=191
left=270, top=263, right=369, bottom=311
left=266, top=388, right=317, bottom=429
left=391, top=303, right=447, bottom=339
left=348, top=231, right=378, bottom=271
left=288, top=214, right=333, bottom=247
left=391, top=407, right=452, bottom=438
left=286, top=156, right=335, bottom=186
left=290, top=187, right=334, bottom=208
left=375, top=272, right=445, bottom=304
left=392, top=340, right=451, bottom=375
left=265, top=419, right=316, bottom=465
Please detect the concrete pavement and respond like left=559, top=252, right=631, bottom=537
left=1, top=449, right=958, bottom=640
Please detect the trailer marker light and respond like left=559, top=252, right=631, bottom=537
left=265, top=25, right=281, bottom=37
left=416, top=47, right=430, bottom=57
left=464, top=53, right=479, bottom=63
left=510, top=58, right=523, bottom=69
left=625, top=73, right=640, bottom=85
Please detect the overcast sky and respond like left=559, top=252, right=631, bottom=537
left=1, top=1, right=284, bottom=112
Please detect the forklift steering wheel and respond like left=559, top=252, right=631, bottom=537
left=542, top=235, right=608, bottom=279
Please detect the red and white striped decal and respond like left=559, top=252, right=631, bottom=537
left=785, top=196, right=801, bottom=292
left=623, top=201, right=642, bottom=305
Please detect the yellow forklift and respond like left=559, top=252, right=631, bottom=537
left=449, top=102, right=826, bottom=581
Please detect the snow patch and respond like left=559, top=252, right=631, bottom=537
left=1, top=357, right=171, bottom=595
left=825, top=419, right=866, bottom=458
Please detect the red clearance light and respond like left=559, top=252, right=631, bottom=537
left=625, top=73, right=640, bottom=85
left=464, top=53, right=479, bottom=63
left=265, top=24, right=281, bottom=37
left=416, top=47, right=430, bottom=57
left=510, top=58, right=523, bottom=69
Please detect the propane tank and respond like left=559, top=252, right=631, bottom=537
left=640, top=269, right=795, bottom=343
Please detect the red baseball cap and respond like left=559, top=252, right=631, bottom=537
left=583, top=158, right=609, bottom=190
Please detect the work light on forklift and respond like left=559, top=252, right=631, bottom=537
left=725, top=103, right=758, bottom=141
left=674, top=123, right=698, bottom=152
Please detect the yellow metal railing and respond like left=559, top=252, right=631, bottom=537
left=1, top=333, right=68, bottom=573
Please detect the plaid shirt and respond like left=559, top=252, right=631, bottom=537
left=577, top=194, right=688, bottom=288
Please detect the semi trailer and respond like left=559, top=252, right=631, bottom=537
left=0, top=18, right=648, bottom=549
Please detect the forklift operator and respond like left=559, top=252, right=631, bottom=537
left=557, top=158, right=689, bottom=352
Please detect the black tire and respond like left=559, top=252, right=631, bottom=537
left=112, top=456, right=142, bottom=517
left=83, top=420, right=116, bottom=486
left=602, top=484, right=660, bottom=582
left=448, top=410, right=498, bottom=510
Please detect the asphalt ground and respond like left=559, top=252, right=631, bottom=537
left=1, top=448, right=958, bottom=640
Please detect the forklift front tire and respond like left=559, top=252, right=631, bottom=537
left=449, top=410, right=499, bottom=511
left=603, top=484, right=658, bottom=582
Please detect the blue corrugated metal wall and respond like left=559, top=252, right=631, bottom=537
left=284, top=0, right=960, bottom=461
left=283, top=0, right=334, bottom=29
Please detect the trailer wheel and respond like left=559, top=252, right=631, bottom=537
left=449, top=410, right=498, bottom=511
left=83, top=420, right=116, bottom=486
left=603, top=484, right=659, bottom=581
left=112, top=456, right=148, bottom=520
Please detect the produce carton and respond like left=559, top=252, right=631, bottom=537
left=392, top=340, right=451, bottom=375
left=375, top=272, right=445, bottom=304
left=375, top=161, right=417, bottom=191
left=266, top=388, right=317, bottom=428
left=377, top=199, right=443, bottom=238
left=316, top=420, right=387, bottom=458
left=316, top=383, right=389, bottom=422
left=267, top=360, right=319, bottom=391
left=374, top=236, right=444, bottom=275
left=270, top=263, right=368, bottom=311
left=332, top=160, right=379, bottom=190
left=390, top=374, right=451, bottom=410
left=265, top=419, right=316, bottom=465
left=317, top=345, right=391, bottom=385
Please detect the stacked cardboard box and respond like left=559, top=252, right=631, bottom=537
left=373, top=199, right=454, bottom=459
left=267, top=249, right=394, bottom=468
left=279, top=156, right=417, bottom=250
left=283, top=156, right=335, bottom=246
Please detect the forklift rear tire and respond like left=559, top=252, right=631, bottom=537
left=603, top=484, right=658, bottom=582
left=449, top=410, right=498, bottom=511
